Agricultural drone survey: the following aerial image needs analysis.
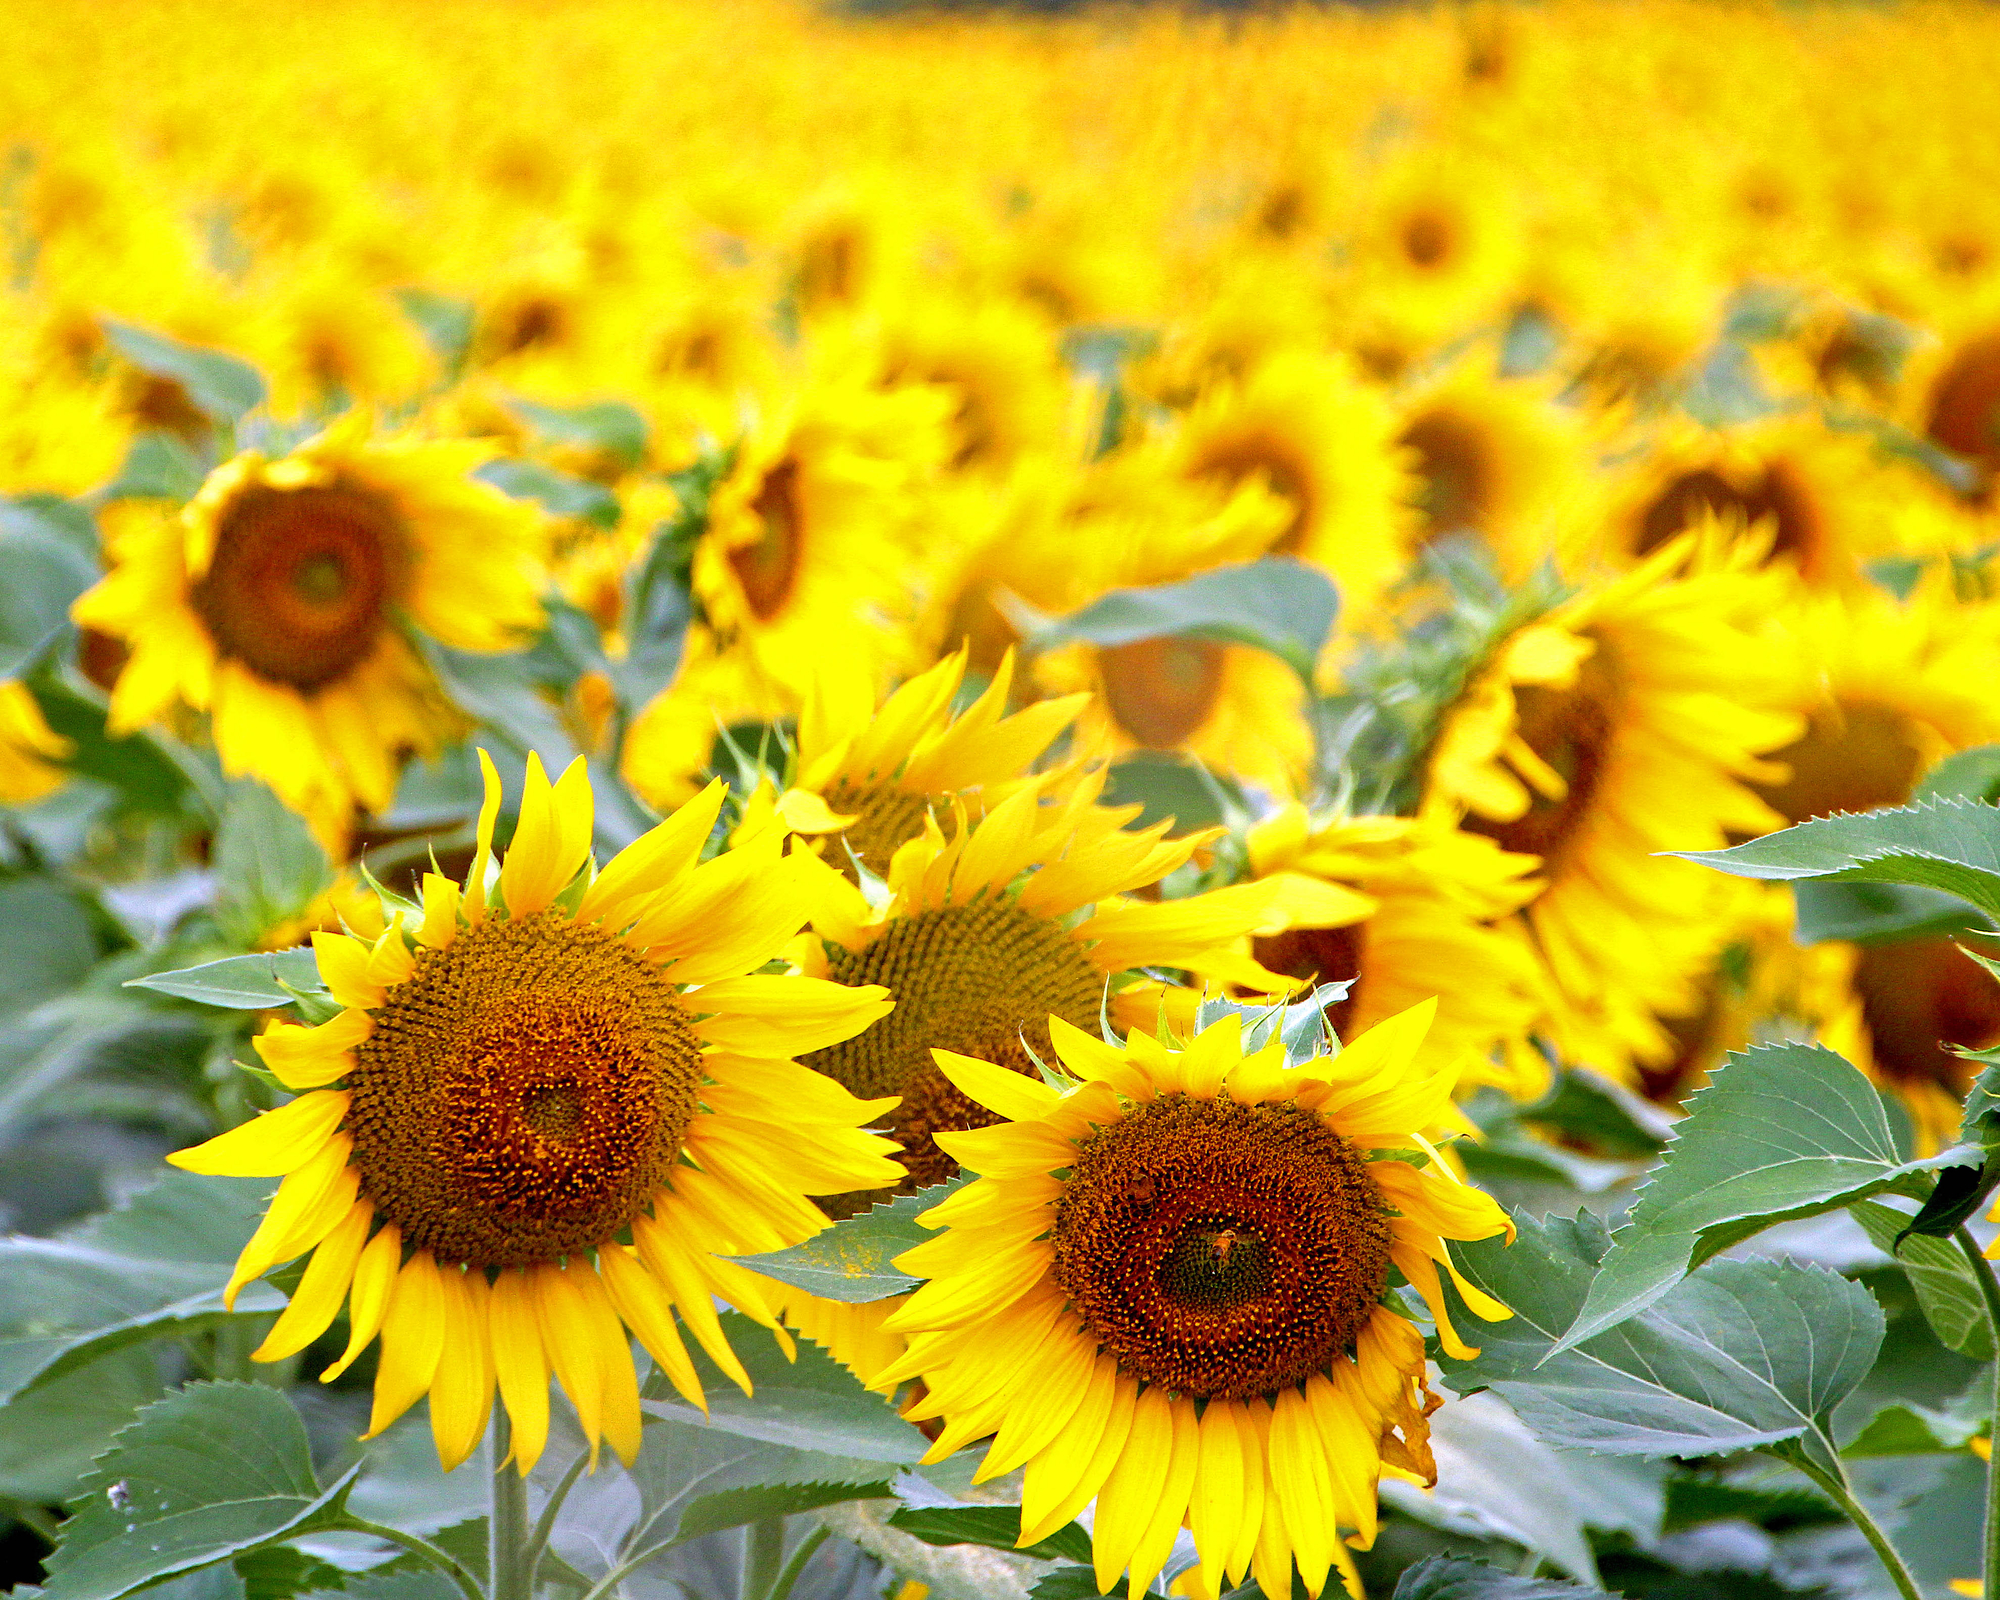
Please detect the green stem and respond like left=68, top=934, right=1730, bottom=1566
left=742, top=1517, right=788, bottom=1600
left=1957, top=1227, right=2000, bottom=1600
left=343, top=1517, right=486, bottom=1600
left=1787, top=1453, right=1924, bottom=1600
left=524, top=1451, right=591, bottom=1580
left=491, top=1409, right=534, bottom=1600
left=767, top=1525, right=831, bottom=1600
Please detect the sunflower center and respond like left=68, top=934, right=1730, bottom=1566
left=731, top=459, right=804, bottom=620
left=1052, top=1093, right=1390, bottom=1400
left=803, top=895, right=1102, bottom=1206
left=1400, top=409, right=1497, bottom=541
left=1250, top=921, right=1366, bottom=1039
left=1401, top=210, right=1456, bottom=271
left=1927, top=330, right=2000, bottom=487
left=345, top=910, right=704, bottom=1268
left=1856, top=936, right=2000, bottom=1097
left=1463, top=653, right=1616, bottom=868
left=820, top=777, right=934, bottom=881
left=1100, top=636, right=1226, bottom=749
left=1190, top=434, right=1315, bottom=552
left=191, top=482, right=402, bottom=695
left=1755, top=699, right=1923, bottom=825
left=1633, top=465, right=1824, bottom=577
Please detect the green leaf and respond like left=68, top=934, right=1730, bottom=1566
left=1025, top=558, right=1338, bottom=683
left=1842, top=1400, right=1985, bottom=1457
left=1550, top=1043, right=1976, bottom=1353
left=1519, top=1070, right=1669, bottom=1159
left=212, top=784, right=332, bottom=947
left=887, top=1505, right=1092, bottom=1566
left=1678, top=797, right=2000, bottom=923
left=732, top=1177, right=967, bottom=1303
left=1390, top=1556, right=1614, bottom=1600
left=396, top=291, right=475, bottom=381
left=0, top=507, right=96, bottom=675
left=100, top=321, right=266, bottom=428
left=1099, top=755, right=1228, bottom=837
left=1790, top=879, right=1990, bottom=946
left=1193, top=986, right=1348, bottom=1068
left=1439, top=1212, right=1884, bottom=1459
left=1894, top=1156, right=2000, bottom=1241
left=474, top=459, right=619, bottom=530
left=301, top=1572, right=460, bottom=1600
left=232, top=1546, right=348, bottom=1600
left=507, top=399, right=648, bottom=471
left=0, top=1171, right=275, bottom=1405
left=640, top=1310, right=930, bottom=1461
left=1028, top=1566, right=1119, bottom=1600
left=102, top=432, right=209, bottom=504
left=42, top=1381, right=354, bottom=1600
left=0, top=878, right=102, bottom=1015
left=1917, top=744, right=2000, bottom=803
left=615, top=1414, right=893, bottom=1554
left=0, top=1347, right=164, bottom=1503
left=127, top=949, right=325, bottom=1010
left=1849, top=1200, right=1994, bottom=1358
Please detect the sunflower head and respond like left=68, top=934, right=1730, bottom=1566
left=167, top=751, right=902, bottom=1474
left=884, top=1004, right=1512, bottom=1599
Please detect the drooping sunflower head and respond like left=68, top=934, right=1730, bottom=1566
left=168, top=751, right=902, bottom=1474
left=883, top=1005, right=1512, bottom=1600
left=793, top=773, right=1334, bottom=1207
left=71, top=414, right=546, bottom=838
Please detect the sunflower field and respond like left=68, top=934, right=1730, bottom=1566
left=11, top=3, right=2000, bottom=1600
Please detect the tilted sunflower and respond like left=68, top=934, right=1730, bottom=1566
left=793, top=772, right=1354, bottom=1207
left=881, top=1007, right=1513, bottom=1599
left=166, top=752, right=902, bottom=1472
left=770, top=647, right=1090, bottom=880
left=70, top=415, right=545, bottom=847
left=691, top=372, right=953, bottom=705
left=1423, top=541, right=1803, bottom=1081
left=0, top=681, right=70, bottom=803
left=1242, top=806, right=1550, bottom=1100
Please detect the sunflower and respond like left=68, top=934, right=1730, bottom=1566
left=775, top=647, right=1089, bottom=880
left=880, top=1006, right=1513, bottom=1599
left=1172, top=350, right=1417, bottom=629
left=1424, top=541, right=1803, bottom=1080
left=1242, top=806, right=1550, bottom=1100
left=691, top=374, right=953, bottom=703
left=792, top=773, right=1355, bottom=1208
left=0, top=681, right=70, bottom=803
left=166, top=752, right=903, bottom=1472
left=1906, top=314, right=2000, bottom=500
left=70, top=414, right=546, bottom=847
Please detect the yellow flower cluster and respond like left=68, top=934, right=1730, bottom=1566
left=13, top=2, right=2000, bottom=1594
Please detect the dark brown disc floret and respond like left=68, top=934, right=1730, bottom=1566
left=345, top=911, right=704, bottom=1267
left=802, top=893, right=1102, bottom=1203
left=1052, top=1093, right=1392, bottom=1400
left=192, top=480, right=407, bottom=694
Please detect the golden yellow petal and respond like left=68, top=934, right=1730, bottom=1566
left=252, top=1198, right=373, bottom=1364
left=366, top=1250, right=447, bottom=1439
left=168, top=1089, right=350, bottom=1177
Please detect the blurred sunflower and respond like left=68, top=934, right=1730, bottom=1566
left=793, top=774, right=1353, bottom=1207
left=166, top=753, right=902, bottom=1471
left=1243, top=807, right=1550, bottom=1099
left=1173, top=351, right=1417, bottom=627
left=1907, top=315, right=2000, bottom=499
left=882, top=1007, right=1512, bottom=1598
left=1425, top=542, right=1802, bottom=1079
left=692, top=375, right=954, bottom=702
left=0, top=681, right=70, bottom=802
left=71, top=415, right=546, bottom=846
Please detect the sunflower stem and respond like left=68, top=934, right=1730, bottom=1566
left=741, top=1517, right=788, bottom=1600
left=1955, top=1226, right=2000, bottom=1600
left=767, top=1524, right=830, bottom=1600
left=1784, top=1451, right=1924, bottom=1600
left=490, top=1410, right=534, bottom=1600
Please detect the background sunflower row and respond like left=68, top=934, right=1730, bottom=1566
left=1, top=0, right=1998, bottom=1595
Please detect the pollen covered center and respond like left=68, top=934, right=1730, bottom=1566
left=820, top=777, right=934, bottom=881
left=192, top=481, right=404, bottom=694
left=346, top=910, right=704, bottom=1267
left=731, top=457, right=805, bottom=620
left=1465, top=647, right=1616, bottom=868
left=802, top=894, right=1102, bottom=1204
left=1100, top=635, right=1227, bottom=748
left=1052, top=1094, right=1392, bottom=1400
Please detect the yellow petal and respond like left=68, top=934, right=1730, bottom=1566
left=428, top=1266, right=495, bottom=1471
left=532, top=1262, right=607, bottom=1467
left=501, top=752, right=594, bottom=917
left=464, top=748, right=504, bottom=925
left=223, top=1134, right=356, bottom=1307
left=1091, top=1386, right=1174, bottom=1592
left=364, top=922, right=415, bottom=988
left=253, top=1009, right=373, bottom=1091
left=168, top=1090, right=349, bottom=1177
left=366, top=1250, right=447, bottom=1438
left=570, top=1260, right=645, bottom=1467
left=416, top=872, right=462, bottom=950
left=320, top=1221, right=402, bottom=1381
left=311, top=932, right=383, bottom=1011
left=597, top=1243, right=706, bottom=1413
left=490, top=1268, right=552, bottom=1473
left=692, top=975, right=895, bottom=1056
left=253, top=1199, right=373, bottom=1363
left=931, top=1047, right=1062, bottom=1124
left=577, top=780, right=726, bottom=930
